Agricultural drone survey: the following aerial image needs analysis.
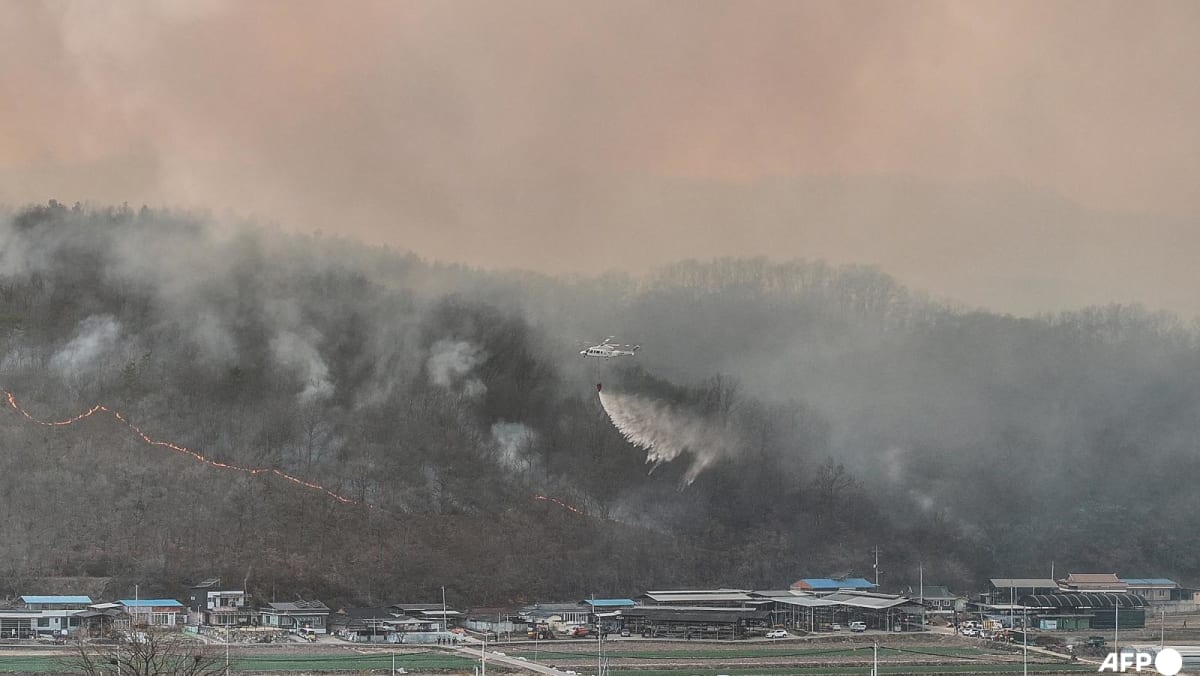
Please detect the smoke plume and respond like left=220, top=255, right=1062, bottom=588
left=269, top=329, right=334, bottom=403
left=49, top=315, right=122, bottom=377
left=598, top=388, right=740, bottom=485
left=426, top=339, right=486, bottom=397
left=490, top=421, right=537, bottom=473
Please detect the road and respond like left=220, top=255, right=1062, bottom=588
left=453, top=644, right=569, bottom=675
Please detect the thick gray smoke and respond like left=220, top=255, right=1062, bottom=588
left=49, top=315, right=122, bottom=377
left=269, top=329, right=334, bottom=403
left=426, top=339, right=486, bottom=397
left=490, top=421, right=538, bottom=473
left=598, top=388, right=740, bottom=485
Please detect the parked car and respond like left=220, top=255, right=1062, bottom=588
left=828, top=623, right=842, bottom=631
left=571, top=626, right=590, bottom=638
left=848, top=622, right=866, bottom=633
left=620, top=630, right=630, bottom=637
left=766, top=629, right=788, bottom=639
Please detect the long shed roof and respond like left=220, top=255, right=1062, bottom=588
left=263, top=601, right=329, bottom=612
left=822, top=593, right=915, bottom=610
left=770, top=596, right=839, bottom=608
left=621, top=607, right=769, bottom=623
left=585, top=599, right=637, bottom=607
left=1123, top=578, right=1178, bottom=587
left=643, top=592, right=753, bottom=603
left=1020, top=593, right=1147, bottom=609
left=21, top=596, right=92, bottom=605
left=989, top=579, right=1058, bottom=589
left=793, top=578, right=876, bottom=590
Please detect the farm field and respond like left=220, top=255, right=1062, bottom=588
left=0, top=636, right=1095, bottom=674
left=514, top=637, right=1090, bottom=675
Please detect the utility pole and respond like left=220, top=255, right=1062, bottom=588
left=873, top=547, right=880, bottom=587
left=1009, top=584, right=1015, bottom=632
left=1115, top=601, right=1120, bottom=654
left=919, top=561, right=925, bottom=628
left=1023, top=606, right=1028, bottom=676
left=872, top=641, right=878, bottom=676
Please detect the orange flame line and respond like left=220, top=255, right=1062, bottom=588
left=6, top=390, right=595, bottom=518
left=4, top=390, right=359, bottom=506
left=534, top=494, right=586, bottom=516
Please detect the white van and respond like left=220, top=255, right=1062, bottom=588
left=848, top=621, right=867, bottom=632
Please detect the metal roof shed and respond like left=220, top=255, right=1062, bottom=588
left=584, top=599, right=636, bottom=608
left=1020, top=593, right=1147, bottom=609
left=20, top=596, right=92, bottom=605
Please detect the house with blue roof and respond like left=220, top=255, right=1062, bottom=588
left=19, top=596, right=92, bottom=610
left=790, top=578, right=877, bottom=594
left=1122, top=578, right=1186, bottom=603
left=0, top=596, right=95, bottom=638
left=119, top=599, right=185, bottom=628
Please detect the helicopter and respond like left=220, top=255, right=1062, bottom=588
left=579, top=337, right=640, bottom=359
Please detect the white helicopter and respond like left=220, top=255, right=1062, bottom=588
left=579, top=336, right=640, bottom=359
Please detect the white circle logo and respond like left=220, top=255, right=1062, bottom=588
left=1155, top=647, right=1183, bottom=676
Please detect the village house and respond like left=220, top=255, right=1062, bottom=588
left=330, top=607, right=411, bottom=642
left=1057, top=573, right=1128, bottom=593
left=389, top=603, right=461, bottom=632
left=120, top=599, right=185, bottom=628
left=520, top=602, right=592, bottom=633
left=74, top=603, right=129, bottom=637
left=462, top=607, right=525, bottom=638
left=896, top=585, right=964, bottom=616
left=259, top=600, right=331, bottom=634
left=0, top=596, right=92, bottom=639
left=1121, top=578, right=1186, bottom=603
left=186, top=579, right=253, bottom=627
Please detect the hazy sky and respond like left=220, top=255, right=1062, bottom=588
left=2, top=1, right=1198, bottom=315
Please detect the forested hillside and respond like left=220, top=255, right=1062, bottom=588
left=2, top=201, right=1199, bottom=606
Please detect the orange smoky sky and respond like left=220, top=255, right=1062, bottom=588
left=2, top=0, right=1198, bottom=315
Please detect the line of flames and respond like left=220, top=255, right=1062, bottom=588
left=3, top=389, right=358, bottom=505
left=4, top=389, right=587, bottom=517
left=534, top=494, right=586, bottom=515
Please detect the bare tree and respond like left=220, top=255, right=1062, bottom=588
left=63, top=630, right=225, bottom=676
